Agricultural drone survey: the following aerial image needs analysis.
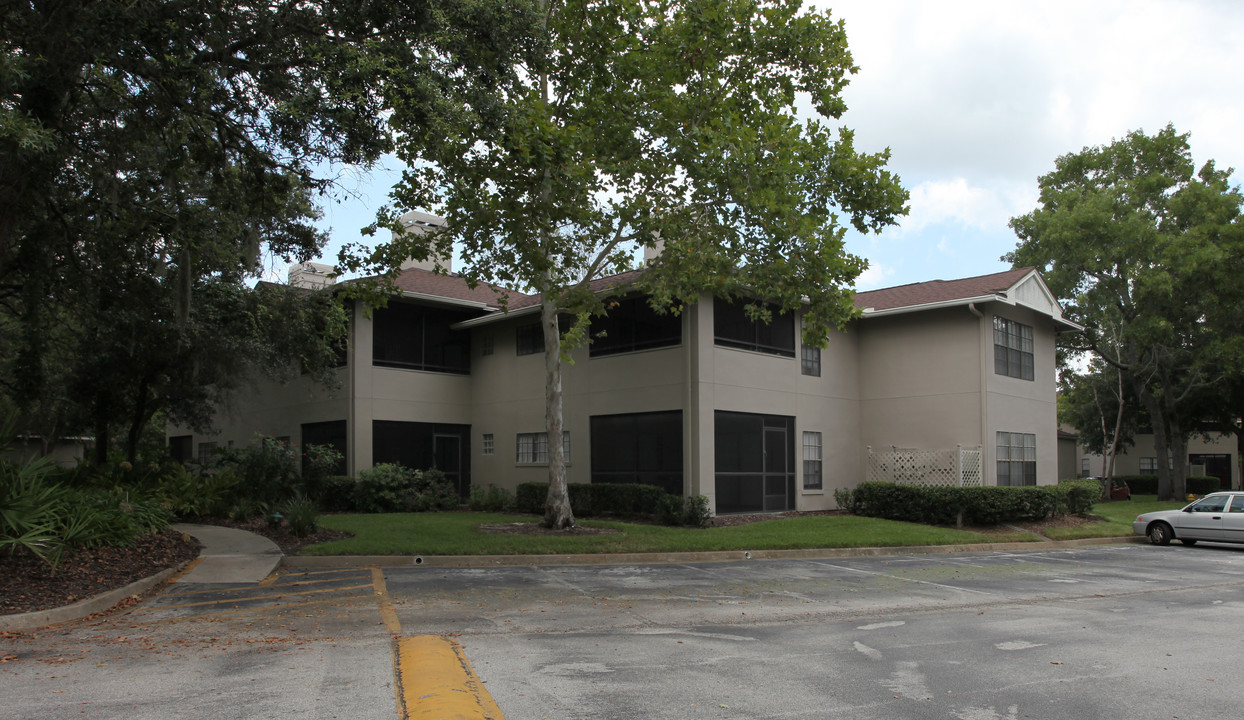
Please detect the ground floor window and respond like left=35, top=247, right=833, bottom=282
left=590, top=411, right=683, bottom=495
left=1189, top=453, right=1232, bottom=490
left=715, top=411, right=795, bottom=513
left=996, top=431, right=1036, bottom=486
left=302, top=420, right=348, bottom=475
left=373, top=421, right=471, bottom=498
left=802, top=432, right=823, bottom=490
left=516, top=431, right=570, bottom=464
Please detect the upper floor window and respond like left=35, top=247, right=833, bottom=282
left=373, top=302, right=472, bottom=374
left=993, top=316, right=1034, bottom=381
left=516, top=322, right=543, bottom=356
left=714, top=297, right=795, bottom=357
left=801, top=344, right=821, bottom=376
left=590, top=296, right=681, bottom=357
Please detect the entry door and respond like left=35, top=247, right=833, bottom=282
left=764, top=427, right=791, bottom=512
left=433, top=434, right=465, bottom=499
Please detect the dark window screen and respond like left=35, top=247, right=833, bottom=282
left=373, top=302, right=472, bottom=374
left=714, top=298, right=795, bottom=357
left=590, top=296, right=682, bottom=356
left=590, top=411, right=683, bottom=495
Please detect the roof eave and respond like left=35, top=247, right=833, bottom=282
left=452, top=303, right=541, bottom=329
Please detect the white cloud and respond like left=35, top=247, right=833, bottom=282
left=854, top=261, right=896, bottom=291
left=893, top=178, right=1036, bottom=237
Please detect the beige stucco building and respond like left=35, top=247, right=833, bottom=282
left=173, top=263, right=1077, bottom=515
left=1077, top=433, right=1239, bottom=490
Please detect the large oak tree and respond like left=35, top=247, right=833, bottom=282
left=1009, top=125, right=1244, bottom=499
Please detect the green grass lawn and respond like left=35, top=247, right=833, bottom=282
left=307, top=512, right=1033, bottom=556
left=1041, top=494, right=1189, bottom=540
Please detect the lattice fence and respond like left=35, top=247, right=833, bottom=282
left=866, top=445, right=983, bottom=487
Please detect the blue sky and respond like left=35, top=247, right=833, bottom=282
left=287, top=0, right=1244, bottom=293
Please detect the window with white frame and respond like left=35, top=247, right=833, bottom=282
left=1138, top=457, right=1171, bottom=475
left=516, top=431, right=570, bottom=464
left=1080, top=457, right=1090, bottom=478
left=802, top=432, right=823, bottom=490
left=482, top=433, right=494, bottom=455
left=996, top=431, right=1036, bottom=486
left=481, top=335, right=494, bottom=356
left=993, top=316, right=1034, bottom=381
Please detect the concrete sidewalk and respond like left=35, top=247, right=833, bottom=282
left=171, top=523, right=282, bottom=584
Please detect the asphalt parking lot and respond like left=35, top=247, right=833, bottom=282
left=4, top=542, right=1244, bottom=719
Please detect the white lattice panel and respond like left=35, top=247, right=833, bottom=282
left=867, top=445, right=983, bottom=487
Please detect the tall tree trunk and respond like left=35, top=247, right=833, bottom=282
left=540, top=293, right=574, bottom=529
left=125, top=380, right=150, bottom=464
left=1136, top=384, right=1175, bottom=500
left=92, top=402, right=110, bottom=466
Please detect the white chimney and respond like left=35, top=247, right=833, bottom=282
left=394, top=210, right=452, bottom=273
left=288, top=261, right=336, bottom=289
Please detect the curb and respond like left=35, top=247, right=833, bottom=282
left=283, top=535, right=1144, bottom=569
left=0, top=565, right=184, bottom=633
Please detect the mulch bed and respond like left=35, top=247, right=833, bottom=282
left=0, top=529, right=202, bottom=616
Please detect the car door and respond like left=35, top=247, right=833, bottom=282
left=1175, top=494, right=1229, bottom=541
left=1220, top=494, right=1244, bottom=544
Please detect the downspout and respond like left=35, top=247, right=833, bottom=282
left=968, top=303, right=989, bottom=483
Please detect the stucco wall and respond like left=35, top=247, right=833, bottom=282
left=983, top=303, right=1060, bottom=485
left=856, top=307, right=984, bottom=454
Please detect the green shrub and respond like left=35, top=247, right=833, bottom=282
left=406, top=468, right=460, bottom=512
left=301, top=443, right=344, bottom=502
left=319, top=475, right=358, bottom=512
left=837, top=481, right=1097, bottom=527
left=280, top=495, right=319, bottom=537
left=656, top=493, right=683, bottom=525
left=682, top=495, right=713, bottom=528
left=2, top=455, right=172, bottom=568
left=353, top=464, right=416, bottom=513
left=469, top=484, right=516, bottom=512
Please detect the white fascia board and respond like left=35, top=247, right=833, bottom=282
left=451, top=304, right=541, bottom=330
left=859, top=295, right=1003, bottom=318
left=860, top=293, right=1083, bottom=331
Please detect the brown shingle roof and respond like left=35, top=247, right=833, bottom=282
left=853, top=267, right=1035, bottom=312
left=390, top=267, right=531, bottom=309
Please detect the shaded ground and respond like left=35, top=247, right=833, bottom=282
left=0, top=530, right=201, bottom=616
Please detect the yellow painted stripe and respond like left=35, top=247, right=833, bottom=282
left=370, top=567, right=402, bottom=635
left=397, top=636, right=505, bottom=720
left=164, top=557, right=203, bottom=584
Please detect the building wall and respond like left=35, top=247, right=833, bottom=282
left=467, top=308, right=690, bottom=493
left=983, top=303, right=1061, bottom=485
left=347, top=301, right=474, bottom=475
left=688, top=296, right=861, bottom=512
left=176, top=285, right=1067, bottom=504
left=856, top=307, right=984, bottom=455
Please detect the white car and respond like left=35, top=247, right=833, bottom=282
left=1133, top=492, right=1244, bottom=546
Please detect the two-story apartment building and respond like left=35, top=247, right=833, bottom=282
left=172, top=255, right=1076, bottom=515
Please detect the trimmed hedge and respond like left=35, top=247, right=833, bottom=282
left=516, top=481, right=668, bottom=517
left=1107, top=475, right=1221, bottom=496
left=834, top=479, right=1098, bottom=527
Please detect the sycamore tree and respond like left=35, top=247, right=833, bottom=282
left=1009, top=125, right=1244, bottom=500
left=348, top=0, right=908, bottom=528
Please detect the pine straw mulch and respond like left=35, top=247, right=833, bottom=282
left=0, top=530, right=202, bottom=617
